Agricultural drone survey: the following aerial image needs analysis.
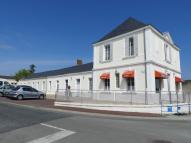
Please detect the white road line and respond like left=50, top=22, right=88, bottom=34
left=26, top=130, right=75, bottom=143
left=26, top=123, right=75, bottom=143
left=40, top=123, right=66, bottom=131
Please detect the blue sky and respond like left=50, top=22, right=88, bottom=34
left=0, top=0, right=190, bottom=79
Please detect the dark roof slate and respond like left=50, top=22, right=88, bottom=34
left=96, top=17, right=148, bottom=43
left=0, top=75, right=14, bottom=79
left=24, top=62, right=93, bottom=79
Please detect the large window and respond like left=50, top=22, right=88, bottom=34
left=127, top=78, right=135, bottom=91
left=104, top=44, right=111, bottom=61
left=164, top=44, right=171, bottom=63
left=104, top=79, right=110, bottom=90
left=155, top=78, right=161, bottom=93
left=116, top=73, right=120, bottom=88
left=129, top=37, right=134, bottom=56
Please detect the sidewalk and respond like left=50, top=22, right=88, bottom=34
left=0, top=97, right=161, bottom=117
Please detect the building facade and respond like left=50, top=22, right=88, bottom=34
left=19, top=17, right=183, bottom=99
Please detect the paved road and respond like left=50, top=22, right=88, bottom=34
left=0, top=102, right=191, bottom=143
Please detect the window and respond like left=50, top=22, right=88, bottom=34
left=104, top=44, right=111, bottom=61
left=129, top=37, right=134, bottom=56
left=0, top=81, right=3, bottom=86
left=49, top=81, right=51, bottom=91
left=43, top=81, right=45, bottom=90
left=76, top=79, right=80, bottom=90
left=32, top=88, right=38, bottom=92
left=65, top=80, right=68, bottom=89
left=104, top=79, right=110, bottom=90
left=116, top=73, right=120, bottom=88
left=56, top=80, right=59, bottom=90
left=164, top=44, right=171, bottom=63
left=127, top=78, right=134, bottom=91
left=155, top=78, right=161, bottom=93
left=23, top=87, right=32, bottom=92
left=89, top=78, right=93, bottom=91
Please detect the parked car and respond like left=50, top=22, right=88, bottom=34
left=0, top=85, right=15, bottom=97
left=7, top=85, right=46, bottom=100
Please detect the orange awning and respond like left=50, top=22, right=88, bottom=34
left=175, top=76, right=184, bottom=83
left=155, top=71, right=167, bottom=79
left=100, top=73, right=110, bottom=80
left=122, top=71, right=134, bottom=78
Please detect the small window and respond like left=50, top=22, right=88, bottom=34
left=65, top=80, right=68, bottom=89
left=116, top=73, right=120, bottom=88
left=49, top=81, right=51, bottom=90
left=129, top=37, right=134, bottom=56
left=127, top=78, right=134, bottom=91
left=104, top=44, right=111, bottom=61
left=57, top=80, right=59, bottom=90
left=104, top=79, right=110, bottom=90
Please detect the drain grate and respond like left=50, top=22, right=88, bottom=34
left=152, top=140, right=172, bottom=143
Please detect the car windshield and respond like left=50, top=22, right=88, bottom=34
left=12, top=86, right=20, bottom=91
left=0, top=81, right=3, bottom=86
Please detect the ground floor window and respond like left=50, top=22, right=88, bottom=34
left=126, top=78, right=134, bottom=91
left=155, top=78, right=161, bottom=93
left=116, top=73, right=120, bottom=88
left=104, top=79, right=110, bottom=90
left=176, top=82, right=180, bottom=92
left=89, top=78, right=93, bottom=91
left=56, top=80, right=59, bottom=91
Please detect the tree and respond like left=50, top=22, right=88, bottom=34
left=14, top=64, right=37, bottom=81
left=29, top=64, right=36, bottom=74
left=14, top=69, right=32, bottom=82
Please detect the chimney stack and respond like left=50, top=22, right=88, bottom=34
left=76, top=59, right=83, bottom=65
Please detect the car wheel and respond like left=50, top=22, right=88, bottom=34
left=17, top=95, right=23, bottom=100
left=0, top=93, right=3, bottom=97
left=39, top=95, right=44, bottom=100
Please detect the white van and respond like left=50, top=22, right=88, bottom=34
left=0, top=81, right=10, bottom=88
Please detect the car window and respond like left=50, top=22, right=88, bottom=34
left=32, top=88, right=38, bottom=92
left=0, top=81, right=3, bottom=86
left=4, top=81, right=9, bottom=85
left=13, top=86, right=20, bottom=91
left=22, top=87, right=32, bottom=92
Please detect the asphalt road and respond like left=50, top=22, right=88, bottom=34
left=0, top=102, right=191, bottom=143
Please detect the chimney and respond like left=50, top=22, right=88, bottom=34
left=76, top=59, right=83, bottom=65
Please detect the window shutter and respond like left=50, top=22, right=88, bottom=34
left=125, top=37, right=129, bottom=57
left=110, top=43, right=113, bottom=60
left=134, top=35, right=138, bottom=56
left=99, top=46, right=103, bottom=62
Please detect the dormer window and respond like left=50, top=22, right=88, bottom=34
left=104, top=44, right=111, bottom=61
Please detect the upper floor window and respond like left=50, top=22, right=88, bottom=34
left=129, top=37, right=134, bottom=56
left=164, top=43, right=171, bottom=63
left=104, top=44, right=111, bottom=61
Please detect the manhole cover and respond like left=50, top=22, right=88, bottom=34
left=152, top=140, right=172, bottom=143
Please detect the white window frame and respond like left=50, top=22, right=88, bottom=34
left=129, top=37, right=135, bottom=56
left=104, top=44, right=111, bottom=61
left=164, top=43, right=171, bottom=63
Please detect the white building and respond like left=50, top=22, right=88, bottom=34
left=19, top=17, right=183, bottom=100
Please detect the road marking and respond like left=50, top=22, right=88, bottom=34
left=40, top=123, right=66, bottom=131
left=26, top=123, right=75, bottom=143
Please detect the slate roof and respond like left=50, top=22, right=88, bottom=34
left=96, top=17, right=148, bottom=43
left=24, top=62, right=93, bottom=79
left=0, top=75, right=14, bottom=80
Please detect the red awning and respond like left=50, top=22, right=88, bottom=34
left=155, top=71, right=167, bottom=79
left=175, top=76, right=184, bottom=83
left=100, top=73, right=110, bottom=80
left=122, top=71, right=134, bottom=78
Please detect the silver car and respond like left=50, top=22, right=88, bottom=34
left=7, top=85, right=46, bottom=100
